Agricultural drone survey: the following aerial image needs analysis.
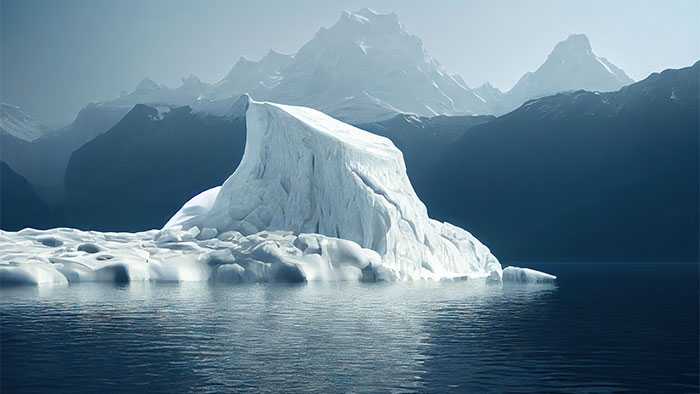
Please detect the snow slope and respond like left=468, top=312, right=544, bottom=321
left=0, top=103, right=47, bottom=142
left=1, top=99, right=554, bottom=287
left=258, top=8, right=491, bottom=121
left=106, top=76, right=212, bottom=108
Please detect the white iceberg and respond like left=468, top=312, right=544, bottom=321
left=165, top=97, right=501, bottom=281
left=0, top=98, right=553, bottom=287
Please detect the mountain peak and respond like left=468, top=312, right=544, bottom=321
left=563, top=33, right=591, bottom=48
left=355, top=7, right=378, bottom=17
left=181, top=74, right=202, bottom=85
left=506, top=33, right=633, bottom=107
left=209, top=8, right=493, bottom=121
left=263, top=49, right=289, bottom=60
left=135, top=78, right=160, bottom=91
left=260, top=50, right=293, bottom=67
left=236, top=56, right=254, bottom=65
left=477, top=82, right=499, bottom=91
left=178, top=74, right=210, bottom=95
left=334, top=8, right=402, bottom=33
left=549, top=34, right=593, bottom=59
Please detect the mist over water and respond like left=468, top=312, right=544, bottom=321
left=1, top=263, right=697, bottom=393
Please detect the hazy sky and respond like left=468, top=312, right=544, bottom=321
left=2, top=0, right=699, bottom=126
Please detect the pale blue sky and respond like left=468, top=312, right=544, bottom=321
left=2, top=0, right=698, bottom=125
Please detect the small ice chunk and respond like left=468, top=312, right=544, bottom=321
left=502, top=266, right=556, bottom=283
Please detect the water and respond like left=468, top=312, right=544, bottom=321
left=1, top=263, right=698, bottom=393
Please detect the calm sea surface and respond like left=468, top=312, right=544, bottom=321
left=1, top=263, right=698, bottom=393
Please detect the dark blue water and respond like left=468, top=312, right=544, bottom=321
left=1, top=263, right=698, bottom=393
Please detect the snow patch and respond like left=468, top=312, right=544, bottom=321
left=0, top=103, right=47, bottom=142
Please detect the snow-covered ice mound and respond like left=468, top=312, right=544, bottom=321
left=0, top=98, right=555, bottom=287
left=0, top=227, right=385, bottom=286
left=166, top=96, right=501, bottom=281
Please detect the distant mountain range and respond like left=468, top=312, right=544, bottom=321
left=64, top=105, right=246, bottom=230
left=423, top=61, right=699, bottom=262
left=1, top=104, right=130, bottom=201
left=1, top=9, right=636, bottom=202
left=2, top=62, right=696, bottom=263
left=51, top=9, right=634, bottom=126
left=0, top=162, right=54, bottom=231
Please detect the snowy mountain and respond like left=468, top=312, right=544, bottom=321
left=52, top=17, right=637, bottom=132
left=107, top=76, right=212, bottom=108
left=0, top=103, right=48, bottom=142
left=474, top=83, right=505, bottom=104
left=44, top=7, right=499, bottom=161
left=504, top=34, right=633, bottom=110
left=202, top=8, right=495, bottom=122
left=260, top=8, right=493, bottom=122
left=1, top=75, right=214, bottom=193
left=210, top=50, right=293, bottom=100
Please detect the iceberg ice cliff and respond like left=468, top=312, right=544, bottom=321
left=0, top=98, right=551, bottom=287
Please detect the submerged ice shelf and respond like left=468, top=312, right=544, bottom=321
left=0, top=98, right=554, bottom=287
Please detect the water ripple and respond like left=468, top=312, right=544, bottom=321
left=1, top=263, right=698, bottom=393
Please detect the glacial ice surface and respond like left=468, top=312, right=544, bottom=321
left=0, top=228, right=383, bottom=286
left=502, top=266, right=557, bottom=284
left=0, top=98, right=554, bottom=287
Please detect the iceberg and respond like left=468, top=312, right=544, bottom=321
left=165, top=97, right=501, bottom=281
left=0, top=98, right=553, bottom=287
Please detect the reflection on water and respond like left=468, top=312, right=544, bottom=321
left=1, top=263, right=698, bottom=393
